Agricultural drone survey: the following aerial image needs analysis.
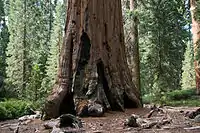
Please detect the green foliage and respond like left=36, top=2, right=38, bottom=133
left=166, top=88, right=196, bottom=100
left=143, top=88, right=197, bottom=106
left=0, top=99, right=35, bottom=120
left=6, top=0, right=58, bottom=100
left=137, top=0, right=190, bottom=97
left=26, top=64, right=43, bottom=101
left=195, top=0, right=200, bottom=21
left=42, top=1, right=65, bottom=93
left=6, top=0, right=27, bottom=97
left=0, top=0, right=9, bottom=96
left=165, top=99, right=200, bottom=107
left=21, top=0, right=55, bottom=100
left=181, top=42, right=196, bottom=89
left=142, top=94, right=153, bottom=104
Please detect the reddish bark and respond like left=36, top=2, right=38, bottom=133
left=44, top=0, right=142, bottom=119
left=190, top=0, right=200, bottom=94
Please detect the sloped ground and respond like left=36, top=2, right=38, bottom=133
left=1, top=106, right=200, bottom=133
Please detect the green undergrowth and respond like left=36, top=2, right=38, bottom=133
left=142, top=88, right=200, bottom=106
left=0, top=99, right=36, bottom=120
left=165, top=99, right=200, bottom=107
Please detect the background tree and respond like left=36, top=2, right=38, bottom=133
left=6, top=0, right=57, bottom=99
left=42, top=1, right=65, bottom=96
left=0, top=0, right=9, bottom=96
left=24, top=0, right=55, bottom=101
left=123, top=0, right=140, bottom=93
left=181, top=41, right=195, bottom=89
left=137, top=0, right=190, bottom=100
left=190, top=0, right=200, bottom=94
left=6, top=0, right=27, bottom=97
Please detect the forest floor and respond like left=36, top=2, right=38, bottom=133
left=1, top=106, right=200, bottom=133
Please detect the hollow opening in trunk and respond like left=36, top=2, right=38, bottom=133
left=96, top=60, right=113, bottom=109
left=124, top=93, right=138, bottom=108
left=72, top=31, right=91, bottom=96
left=59, top=92, right=76, bottom=116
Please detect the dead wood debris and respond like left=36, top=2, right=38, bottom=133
left=184, top=126, right=200, bottom=130
left=185, top=108, right=200, bottom=118
left=141, top=119, right=171, bottom=129
left=124, top=115, right=139, bottom=127
left=43, top=114, right=83, bottom=133
left=125, top=105, right=172, bottom=130
left=144, top=104, right=165, bottom=118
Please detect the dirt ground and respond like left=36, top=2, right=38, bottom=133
left=1, top=106, right=200, bottom=133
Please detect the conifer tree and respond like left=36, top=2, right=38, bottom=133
left=6, top=0, right=56, bottom=99
left=24, top=0, right=56, bottom=101
left=138, top=0, right=190, bottom=97
left=0, top=0, right=9, bottom=95
left=6, top=0, right=26, bottom=97
left=182, top=42, right=196, bottom=89
left=42, top=1, right=65, bottom=94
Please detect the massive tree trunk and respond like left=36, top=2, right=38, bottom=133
left=190, top=0, right=200, bottom=94
left=44, top=0, right=142, bottom=118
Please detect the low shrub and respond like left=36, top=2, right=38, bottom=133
left=166, top=88, right=196, bottom=100
left=142, top=88, right=198, bottom=106
left=0, top=99, right=35, bottom=120
left=165, top=99, right=200, bottom=107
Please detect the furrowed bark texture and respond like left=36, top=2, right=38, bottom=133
left=44, top=0, right=142, bottom=118
left=190, top=0, right=200, bottom=94
left=44, top=0, right=77, bottom=118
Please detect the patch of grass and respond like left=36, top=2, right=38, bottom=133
left=0, top=99, right=36, bottom=120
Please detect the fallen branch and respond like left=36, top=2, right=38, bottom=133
left=144, top=105, right=165, bottom=118
left=184, top=126, right=200, bottom=130
left=146, top=110, right=155, bottom=118
left=141, top=119, right=171, bottom=129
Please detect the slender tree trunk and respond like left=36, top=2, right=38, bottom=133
left=129, top=0, right=140, bottom=96
left=190, top=0, right=200, bottom=94
left=44, top=0, right=142, bottom=119
left=22, top=0, right=27, bottom=94
left=49, top=1, right=53, bottom=41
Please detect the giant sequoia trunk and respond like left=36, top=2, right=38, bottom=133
left=44, top=0, right=142, bottom=118
left=190, top=0, right=200, bottom=94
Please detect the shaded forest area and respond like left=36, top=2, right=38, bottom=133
left=1, top=0, right=200, bottom=132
